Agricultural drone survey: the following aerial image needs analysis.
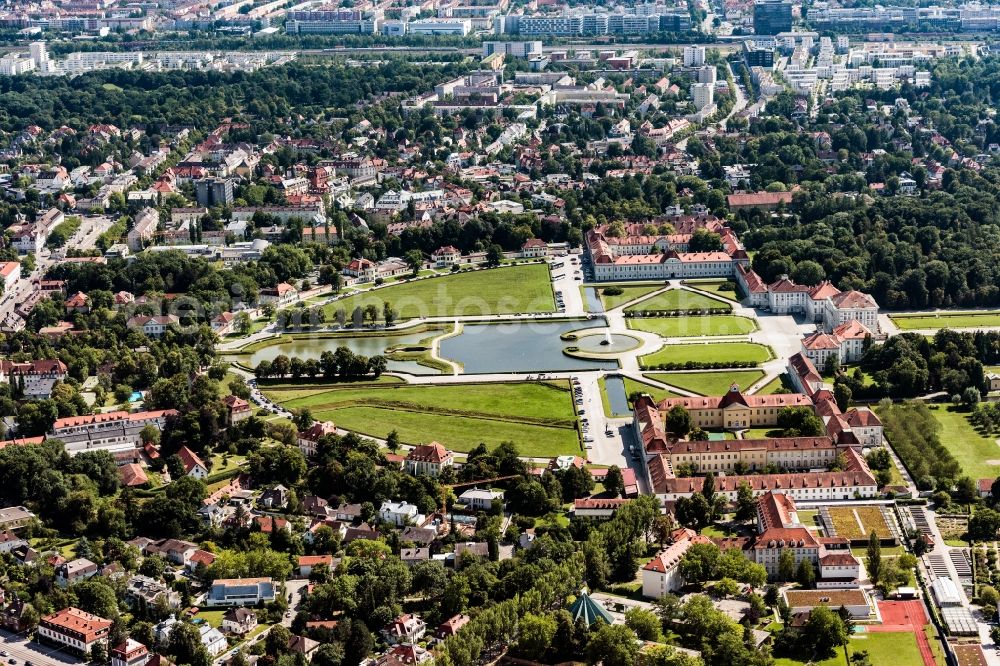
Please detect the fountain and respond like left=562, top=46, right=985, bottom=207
left=600, top=329, right=613, bottom=346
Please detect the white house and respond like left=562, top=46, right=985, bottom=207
left=458, top=488, right=503, bottom=511
left=198, top=624, right=228, bottom=656
left=0, top=262, right=21, bottom=293
left=221, top=608, right=257, bottom=635
left=379, top=501, right=425, bottom=527
left=641, top=528, right=712, bottom=598
left=38, top=608, right=112, bottom=655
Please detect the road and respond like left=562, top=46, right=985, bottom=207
left=0, top=629, right=82, bottom=666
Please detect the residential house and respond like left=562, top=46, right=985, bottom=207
left=126, top=315, right=180, bottom=339
left=145, top=538, right=198, bottom=566
left=259, top=283, right=297, bottom=307
left=259, top=485, right=288, bottom=509
left=222, top=395, right=252, bottom=425
left=400, top=548, right=430, bottom=566
left=458, top=488, right=503, bottom=511
left=221, top=608, right=257, bottom=635
left=379, top=501, right=425, bottom=527
left=111, top=639, right=150, bottom=666
left=125, top=575, right=180, bottom=609
left=405, top=442, right=453, bottom=477
left=55, top=558, right=99, bottom=587
left=298, top=555, right=334, bottom=578
left=176, top=446, right=208, bottom=479
left=431, top=246, right=461, bottom=267
left=521, top=238, right=549, bottom=258
left=199, top=624, right=228, bottom=656
left=454, top=541, right=490, bottom=566
left=0, top=506, right=35, bottom=531
left=436, top=614, right=470, bottom=639
left=297, top=421, right=336, bottom=458
left=0, top=530, right=27, bottom=554
left=381, top=614, right=426, bottom=645
left=287, top=636, right=319, bottom=661
left=2, top=595, right=34, bottom=632
left=0, top=262, right=20, bottom=293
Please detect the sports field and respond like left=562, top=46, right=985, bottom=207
left=323, top=264, right=555, bottom=320
left=627, top=315, right=756, bottom=337
left=264, top=380, right=580, bottom=456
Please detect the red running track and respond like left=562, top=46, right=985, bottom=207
left=867, top=600, right=935, bottom=666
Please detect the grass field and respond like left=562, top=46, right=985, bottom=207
left=322, top=264, right=554, bottom=320
left=928, top=405, right=1000, bottom=479
left=597, top=284, right=665, bottom=310
left=624, top=289, right=732, bottom=312
left=640, top=341, right=773, bottom=368
left=646, top=370, right=765, bottom=395
left=627, top=315, right=756, bottom=337
left=890, top=311, right=1000, bottom=330
left=775, top=632, right=925, bottom=666
left=686, top=280, right=738, bottom=302
left=624, top=377, right=678, bottom=402
left=264, top=381, right=580, bottom=456
left=755, top=374, right=794, bottom=394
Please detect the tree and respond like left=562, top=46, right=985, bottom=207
left=386, top=430, right=400, bottom=453
left=796, top=558, right=816, bottom=588
left=866, top=531, right=882, bottom=585
left=778, top=549, right=796, bottom=582
left=665, top=405, right=691, bottom=438
left=968, top=508, right=1000, bottom=541
left=834, top=383, right=853, bottom=412
left=803, top=606, right=849, bottom=658
left=90, top=643, right=107, bottom=664
left=792, top=260, right=826, bottom=286
left=735, top=482, right=755, bottom=522
left=486, top=244, right=504, bottom=267
left=515, top=613, right=557, bottom=661
left=604, top=466, right=625, bottom=498
left=678, top=542, right=720, bottom=584
left=404, top=250, right=423, bottom=275
left=624, top=608, right=662, bottom=642
left=585, top=623, right=640, bottom=666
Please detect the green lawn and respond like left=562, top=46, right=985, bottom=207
left=625, top=289, right=732, bottom=313
left=755, top=374, right=795, bottom=394
left=685, top=280, right=739, bottom=302
left=744, top=427, right=781, bottom=439
left=929, top=405, right=1000, bottom=479
left=627, top=315, right=756, bottom=337
left=647, top=370, right=765, bottom=395
left=196, top=610, right=226, bottom=629
left=890, top=311, right=1000, bottom=330
left=640, top=342, right=773, bottom=368
left=775, top=631, right=924, bottom=666
left=323, top=264, right=554, bottom=320
left=597, top=284, right=665, bottom=310
left=264, top=381, right=580, bottom=456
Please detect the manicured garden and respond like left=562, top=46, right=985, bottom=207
left=322, top=263, right=555, bottom=320
left=624, top=289, right=732, bottom=313
left=824, top=506, right=894, bottom=541
left=684, top=280, right=739, bottom=302
left=646, top=370, right=765, bottom=396
left=755, top=374, right=795, bottom=394
left=890, top=311, right=1000, bottom=330
left=639, top=341, right=773, bottom=369
left=264, top=380, right=581, bottom=456
left=627, top=315, right=756, bottom=337
left=928, top=404, right=1000, bottom=480
left=597, top=284, right=665, bottom=310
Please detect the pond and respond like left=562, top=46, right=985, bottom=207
left=439, top=319, right=619, bottom=374
left=242, top=329, right=442, bottom=375
left=604, top=375, right=631, bottom=416
left=584, top=287, right=605, bottom=313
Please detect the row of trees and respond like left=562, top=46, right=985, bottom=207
left=254, top=349, right=387, bottom=380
